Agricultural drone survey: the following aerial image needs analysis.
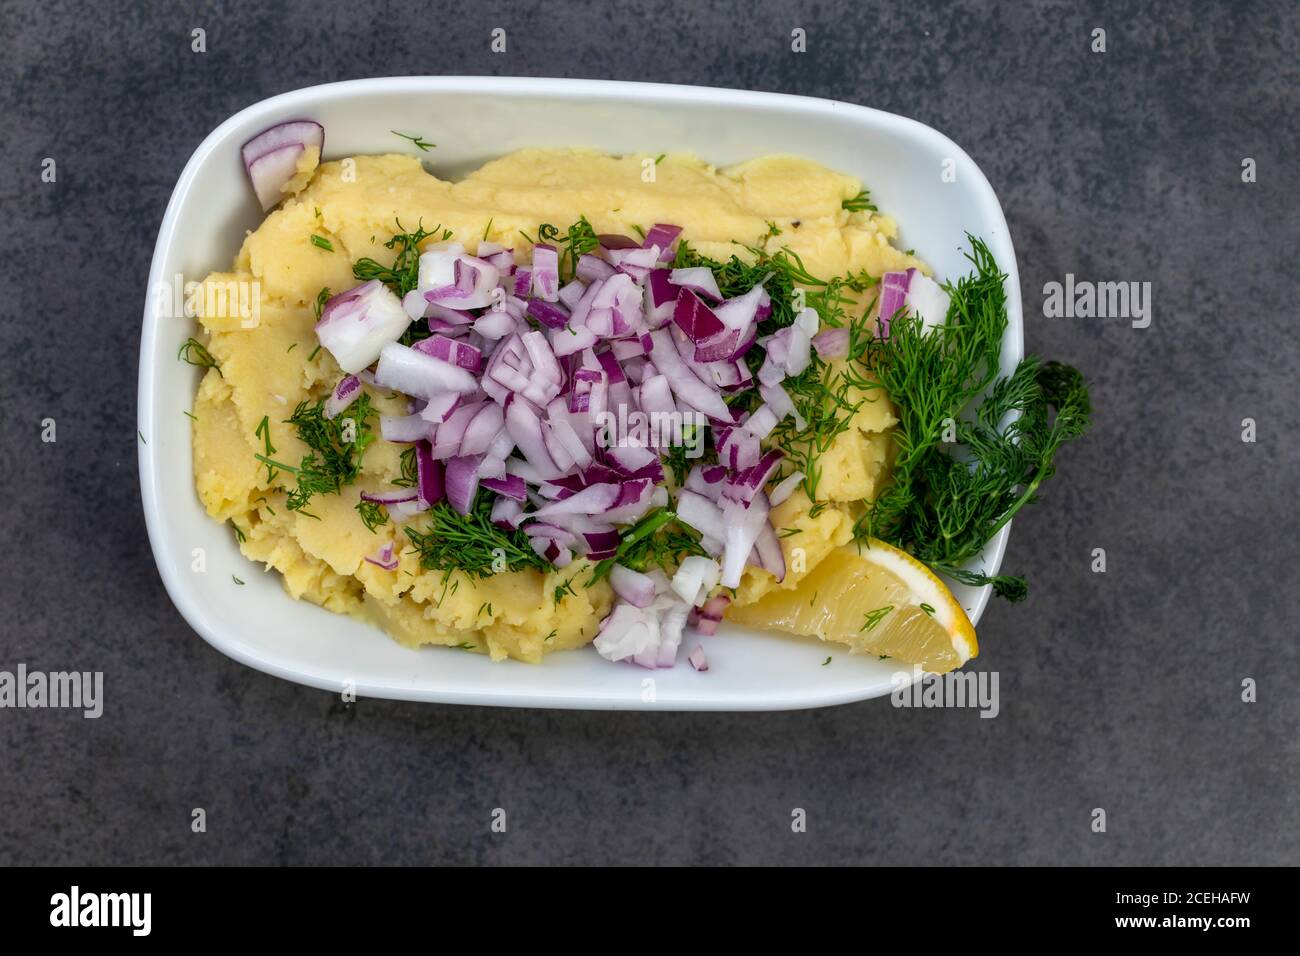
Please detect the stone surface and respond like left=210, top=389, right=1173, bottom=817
left=0, top=0, right=1295, bottom=865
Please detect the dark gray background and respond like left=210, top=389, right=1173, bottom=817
left=1, top=0, right=1295, bottom=865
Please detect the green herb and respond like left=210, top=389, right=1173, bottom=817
left=392, top=130, right=436, bottom=151
left=307, top=344, right=322, bottom=362
left=841, top=189, right=878, bottom=213
left=856, top=237, right=1090, bottom=601
left=482, top=217, right=493, bottom=242
left=391, top=446, right=419, bottom=488
left=254, top=393, right=378, bottom=515
left=822, top=656, right=832, bottom=666
left=313, top=286, right=331, bottom=321
left=778, top=527, right=802, bottom=538
left=545, top=629, right=558, bottom=642
left=183, top=410, right=197, bottom=422
left=654, top=153, right=665, bottom=165
left=233, top=525, right=246, bottom=544
left=232, top=575, right=245, bottom=586
left=588, top=507, right=707, bottom=583
left=355, top=499, right=388, bottom=532
left=404, top=492, right=552, bottom=578
left=138, top=430, right=146, bottom=444
left=919, top=602, right=935, bottom=616
left=254, top=415, right=278, bottom=484
left=178, top=337, right=220, bottom=374
left=860, top=606, right=894, bottom=632
left=553, top=576, right=577, bottom=605
left=535, top=216, right=601, bottom=279
left=352, top=220, right=451, bottom=299
left=286, top=343, right=297, bottom=353
left=630, top=224, right=646, bottom=240
left=455, top=642, right=477, bottom=650
left=310, top=234, right=333, bottom=252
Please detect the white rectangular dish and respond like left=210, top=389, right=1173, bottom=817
left=138, top=76, right=1021, bottom=710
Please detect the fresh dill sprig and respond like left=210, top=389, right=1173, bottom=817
left=841, top=188, right=878, bottom=213
left=391, top=446, right=419, bottom=488
left=178, top=337, right=220, bottom=374
left=313, top=286, right=331, bottom=321
left=355, top=499, right=388, bottom=533
left=391, top=130, right=436, bottom=151
left=309, top=234, right=334, bottom=252
left=404, top=492, right=551, bottom=578
left=253, top=393, right=378, bottom=516
left=534, top=216, right=601, bottom=279
left=855, top=236, right=1091, bottom=601
left=254, top=415, right=278, bottom=484
left=352, top=220, right=451, bottom=298
left=588, top=508, right=707, bottom=583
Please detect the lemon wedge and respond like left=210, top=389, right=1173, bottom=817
left=728, top=540, right=977, bottom=673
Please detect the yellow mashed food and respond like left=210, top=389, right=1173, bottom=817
left=190, top=148, right=919, bottom=662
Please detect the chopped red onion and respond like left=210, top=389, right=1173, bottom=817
left=768, top=471, right=805, bottom=506
left=812, top=326, right=850, bottom=359
left=415, top=441, right=444, bottom=506
left=324, top=375, right=362, bottom=420
left=444, top=454, right=482, bottom=515
left=531, top=244, right=560, bottom=301
left=363, top=541, right=399, bottom=571
left=688, top=645, right=709, bottom=671
left=316, top=281, right=413, bottom=374
left=241, top=120, right=324, bottom=210
left=642, top=224, right=682, bottom=262
left=374, top=341, right=478, bottom=400
left=610, top=564, right=658, bottom=608
left=669, top=267, right=722, bottom=301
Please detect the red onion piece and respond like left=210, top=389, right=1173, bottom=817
left=412, top=333, right=483, bottom=372
left=669, top=267, right=722, bottom=301
left=444, top=454, right=482, bottom=515
left=647, top=328, right=732, bottom=421
left=380, top=413, right=432, bottom=443
left=241, top=120, right=324, bottom=210
left=812, top=326, right=850, bottom=359
left=720, top=492, right=770, bottom=588
left=363, top=541, right=399, bottom=571
left=768, top=471, right=805, bottom=506
left=374, top=342, right=478, bottom=400
left=642, top=224, right=682, bottom=262
left=877, top=269, right=914, bottom=338
left=316, top=281, right=413, bottom=374
left=531, top=244, right=560, bottom=301
left=360, top=488, right=418, bottom=505
left=416, top=441, right=444, bottom=506
left=480, top=474, right=527, bottom=501
left=324, top=375, right=362, bottom=420
left=688, top=645, right=709, bottom=671
left=610, top=564, right=658, bottom=608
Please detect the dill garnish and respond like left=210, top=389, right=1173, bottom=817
left=391, top=446, right=419, bottom=488
left=856, top=237, right=1091, bottom=601
left=841, top=189, right=878, bottom=213
left=404, top=492, right=551, bottom=578
left=309, top=234, right=334, bottom=252
left=313, top=286, right=331, bottom=321
left=391, top=131, right=436, bottom=151
left=355, top=499, right=388, bottom=533
left=352, top=220, right=451, bottom=298
left=178, top=337, right=220, bottom=374
left=587, top=507, right=707, bottom=583
left=253, top=393, right=378, bottom=516
left=534, top=216, right=601, bottom=279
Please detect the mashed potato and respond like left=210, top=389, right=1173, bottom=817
left=190, top=149, right=918, bottom=662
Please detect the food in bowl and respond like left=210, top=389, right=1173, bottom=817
left=184, top=121, right=1089, bottom=674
